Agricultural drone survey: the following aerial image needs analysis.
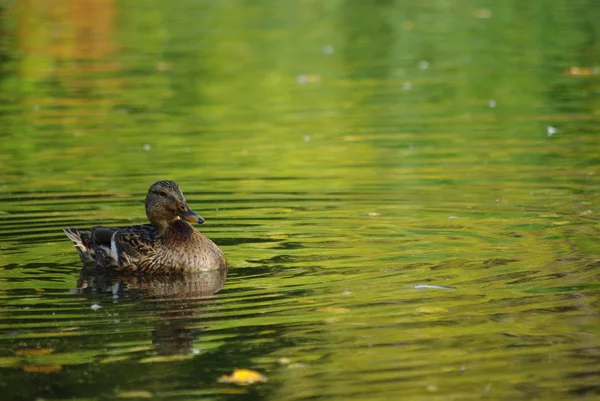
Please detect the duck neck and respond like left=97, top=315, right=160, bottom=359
left=151, top=219, right=171, bottom=233
left=152, top=217, right=183, bottom=234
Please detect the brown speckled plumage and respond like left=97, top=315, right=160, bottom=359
left=64, top=180, right=227, bottom=274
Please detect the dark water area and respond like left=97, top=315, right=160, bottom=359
left=0, top=1, right=599, bottom=400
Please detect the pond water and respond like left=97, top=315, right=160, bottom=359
left=1, top=1, right=599, bottom=400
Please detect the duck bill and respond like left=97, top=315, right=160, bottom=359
left=178, top=205, right=204, bottom=224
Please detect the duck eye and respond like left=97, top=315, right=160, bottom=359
left=179, top=205, right=186, bottom=211
left=158, top=191, right=167, bottom=197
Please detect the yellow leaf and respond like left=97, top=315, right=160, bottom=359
left=564, top=66, right=596, bottom=77
left=116, top=390, right=153, bottom=398
left=15, top=348, right=53, bottom=356
left=23, top=364, right=62, bottom=373
left=218, top=369, right=268, bottom=386
left=278, top=357, right=291, bottom=365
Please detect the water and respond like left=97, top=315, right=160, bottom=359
left=1, top=1, right=599, bottom=400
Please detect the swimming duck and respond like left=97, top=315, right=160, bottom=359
left=64, top=180, right=227, bottom=274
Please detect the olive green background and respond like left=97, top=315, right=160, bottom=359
left=0, top=1, right=599, bottom=400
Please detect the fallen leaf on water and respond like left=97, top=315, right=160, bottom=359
left=23, top=364, right=62, bottom=373
left=15, top=348, right=53, bottom=356
left=278, top=357, right=291, bottom=365
left=564, top=66, right=596, bottom=77
left=116, top=390, right=153, bottom=398
left=218, top=369, right=268, bottom=386
left=316, top=307, right=351, bottom=314
left=296, top=74, right=322, bottom=84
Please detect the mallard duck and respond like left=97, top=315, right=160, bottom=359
left=64, top=180, right=227, bottom=274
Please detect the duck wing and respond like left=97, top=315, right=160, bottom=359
left=86, top=224, right=157, bottom=267
left=112, top=225, right=159, bottom=269
left=90, top=224, right=156, bottom=246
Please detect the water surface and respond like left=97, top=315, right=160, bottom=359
left=0, top=1, right=599, bottom=400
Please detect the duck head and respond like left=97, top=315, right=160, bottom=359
left=145, top=180, right=204, bottom=230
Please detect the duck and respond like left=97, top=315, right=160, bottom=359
left=64, top=180, right=227, bottom=274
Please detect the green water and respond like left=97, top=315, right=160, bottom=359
left=1, top=0, right=599, bottom=400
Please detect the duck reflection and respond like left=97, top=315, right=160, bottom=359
left=74, top=266, right=228, bottom=355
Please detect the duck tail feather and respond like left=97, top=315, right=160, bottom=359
left=63, top=228, right=95, bottom=264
